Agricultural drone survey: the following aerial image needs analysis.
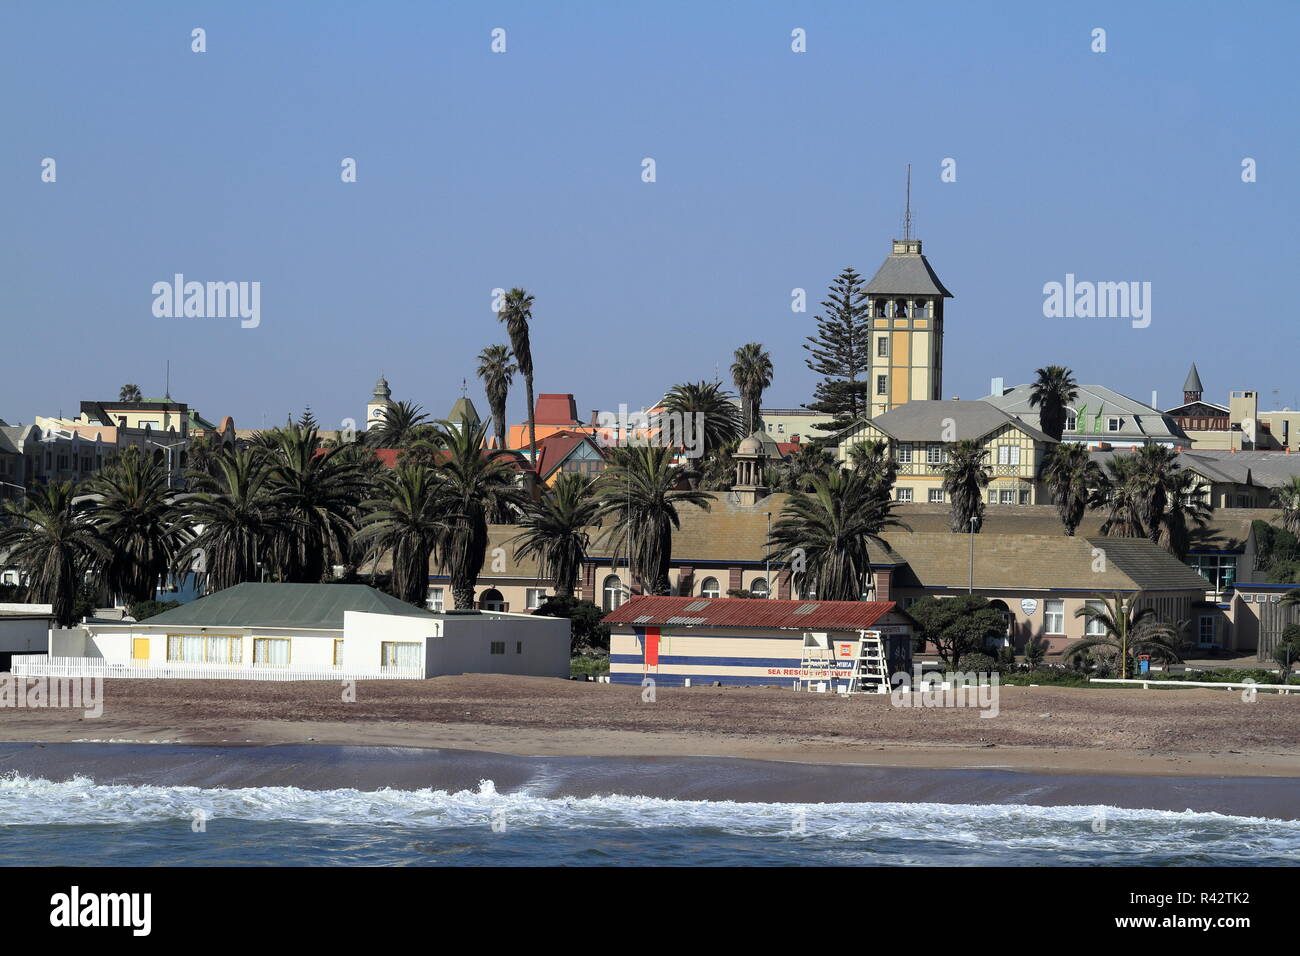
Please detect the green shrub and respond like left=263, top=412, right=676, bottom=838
left=570, top=655, right=610, bottom=678
left=956, top=652, right=999, bottom=674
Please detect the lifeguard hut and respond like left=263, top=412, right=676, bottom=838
left=798, top=630, right=892, bottom=694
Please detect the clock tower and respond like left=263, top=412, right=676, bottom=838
left=366, top=373, right=392, bottom=431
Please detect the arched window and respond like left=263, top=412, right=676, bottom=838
left=913, top=298, right=929, bottom=317
left=602, top=575, right=624, bottom=612
left=700, top=577, right=720, bottom=599
left=479, top=588, right=505, bottom=611
left=750, top=578, right=769, bottom=599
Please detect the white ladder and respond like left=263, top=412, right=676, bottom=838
left=845, top=630, right=890, bottom=695
left=798, top=632, right=835, bottom=691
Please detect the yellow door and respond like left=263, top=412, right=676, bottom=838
left=132, top=638, right=149, bottom=663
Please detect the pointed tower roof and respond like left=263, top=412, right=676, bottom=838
left=1183, top=363, right=1204, bottom=394
left=372, top=374, right=391, bottom=401
left=448, top=396, right=481, bottom=426
left=865, top=238, right=953, bottom=297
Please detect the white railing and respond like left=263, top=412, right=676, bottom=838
left=9, top=655, right=423, bottom=681
left=1090, top=677, right=1296, bottom=695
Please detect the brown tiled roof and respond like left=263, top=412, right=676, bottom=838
left=885, top=532, right=1210, bottom=593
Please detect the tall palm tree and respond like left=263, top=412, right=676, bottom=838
left=1275, top=476, right=1300, bottom=535
left=1158, top=469, right=1212, bottom=560
left=730, top=343, right=774, bottom=433
left=262, top=424, right=369, bottom=583
left=846, top=439, right=897, bottom=505
left=940, top=439, right=990, bottom=532
left=85, top=447, right=182, bottom=605
left=498, top=288, right=537, bottom=462
left=1028, top=365, right=1079, bottom=441
left=1098, top=453, right=1145, bottom=538
left=660, top=381, right=744, bottom=478
left=0, top=483, right=108, bottom=626
left=366, top=400, right=434, bottom=448
left=1068, top=593, right=1183, bottom=679
left=430, top=420, right=526, bottom=609
left=118, top=384, right=143, bottom=402
left=510, top=473, right=602, bottom=598
left=595, top=444, right=712, bottom=595
left=1043, top=442, right=1104, bottom=535
left=766, top=467, right=906, bottom=601
left=357, top=464, right=450, bottom=607
left=476, top=344, right=517, bottom=450
left=1129, top=445, right=1181, bottom=544
left=181, top=447, right=287, bottom=592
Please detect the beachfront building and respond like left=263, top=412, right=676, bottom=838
left=32, top=583, right=569, bottom=680
left=983, top=381, right=1190, bottom=449
left=833, top=400, right=1057, bottom=506
left=0, top=603, right=55, bottom=671
left=441, top=492, right=1287, bottom=658
left=603, top=595, right=914, bottom=687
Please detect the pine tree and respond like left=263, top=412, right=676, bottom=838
left=297, top=406, right=319, bottom=430
left=803, top=268, right=872, bottom=435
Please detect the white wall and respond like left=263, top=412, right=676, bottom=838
left=0, top=617, right=53, bottom=653
left=434, top=614, right=570, bottom=678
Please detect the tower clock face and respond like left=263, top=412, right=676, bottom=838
left=372, top=408, right=383, bottom=418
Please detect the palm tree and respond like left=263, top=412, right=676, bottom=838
left=846, top=439, right=897, bottom=505
left=85, top=447, right=182, bottom=605
left=0, top=483, right=108, bottom=626
left=366, top=400, right=434, bottom=448
left=1098, top=453, right=1145, bottom=537
left=1068, top=593, right=1183, bottom=679
left=1043, top=442, right=1103, bottom=535
left=262, top=424, right=369, bottom=583
left=595, top=444, right=712, bottom=595
left=1129, top=444, right=1182, bottom=544
left=771, top=442, right=837, bottom=492
left=660, top=381, right=744, bottom=478
left=181, top=447, right=287, bottom=592
left=498, top=288, right=537, bottom=462
left=476, top=344, right=517, bottom=450
left=1028, top=365, right=1079, bottom=441
left=118, top=384, right=143, bottom=402
left=1158, top=469, right=1212, bottom=560
left=510, top=473, right=601, bottom=598
left=430, top=420, right=526, bottom=609
left=730, top=343, right=774, bottom=433
left=940, top=440, right=990, bottom=532
left=766, top=467, right=906, bottom=601
left=357, top=464, right=450, bottom=608
left=1275, top=476, right=1300, bottom=535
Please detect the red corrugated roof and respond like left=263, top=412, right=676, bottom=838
left=603, top=595, right=900, bottom=631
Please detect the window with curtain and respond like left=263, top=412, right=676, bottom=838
left=253, top=638, right=290, bottom=666
left=167, top=634, right=204, bottom=663
left=205, top=635, right=241, bottom=664
left=381, top=642, right=421, bottom=668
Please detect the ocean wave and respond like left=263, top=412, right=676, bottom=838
left=1, top=771, right=1297, bottom=860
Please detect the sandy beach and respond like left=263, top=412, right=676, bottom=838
left=3, top=674, right=1299, bottom=779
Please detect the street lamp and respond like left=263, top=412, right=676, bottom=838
left=968, top=515, right=978, bottom=594
left=146, top=439, right=186, bottom=490
left=765, top=512, right=772, bottom=598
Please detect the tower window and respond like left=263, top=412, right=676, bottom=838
left=876, top=375, right=887, bottom=395
left=877, top=337, right=888, bottom=357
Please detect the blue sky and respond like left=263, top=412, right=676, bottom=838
left=3, top=1, right=1297, bottom=432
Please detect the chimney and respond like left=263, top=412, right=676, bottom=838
left=990, top=376, right=1004, bottom=397
left=1151, top=390, right=1158, bottom=409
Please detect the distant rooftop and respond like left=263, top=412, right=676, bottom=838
left=141, top=583, right=436, bottom=630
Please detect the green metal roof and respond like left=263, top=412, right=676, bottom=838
left=143, top=583, right=436, bottom=629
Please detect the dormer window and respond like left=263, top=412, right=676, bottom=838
left=1064, top=411, right=1077, bottom=432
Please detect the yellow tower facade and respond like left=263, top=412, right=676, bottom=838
left=865, top=238, right=953, bottom=419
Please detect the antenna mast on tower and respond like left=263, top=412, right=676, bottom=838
left=903, top=164, right=912, bottom=241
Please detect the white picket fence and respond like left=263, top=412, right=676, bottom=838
left=1090, top=677, right=1297, bottom=695
left=9, top=655, right=423, bottom=681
